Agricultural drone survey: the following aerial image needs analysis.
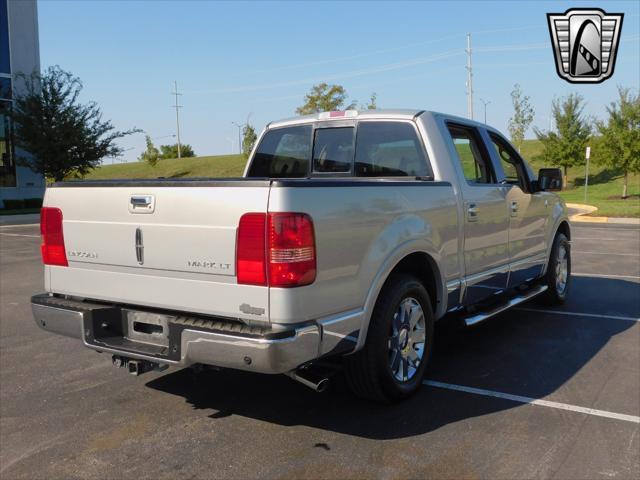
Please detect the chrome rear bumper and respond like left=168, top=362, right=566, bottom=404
left=31, top=294, right=322, bottom=374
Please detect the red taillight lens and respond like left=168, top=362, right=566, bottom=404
left=236, top=212, right=316, bottom=288
left=268, top=213, right=316, bottom=287
left=40, top=207, right=68, bottom=267
left=237, top=213, right=267, bottom=285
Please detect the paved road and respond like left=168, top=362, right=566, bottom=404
left=1, top=223, right=638, bottom=479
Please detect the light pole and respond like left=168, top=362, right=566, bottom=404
left=226, top=137, right=235, bottom=154
left=171, top=81, right=183, bottom=159
left=232, top=121, right=244, bottom=155
left=480, top=98, right=491, bottom=124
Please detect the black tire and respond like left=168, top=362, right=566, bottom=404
left=344, top=274, right=435, bottom=403
left=540, top=232, right=571, bottom=305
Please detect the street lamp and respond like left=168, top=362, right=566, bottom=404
left=232, top=122, right=244, bottom=155
left=480, top=98, right=491, bottom=124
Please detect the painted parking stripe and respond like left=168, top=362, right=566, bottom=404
left=515, top=307, right=639, bottom=322
left=0, top=224, right=39, bottom=229
left=572, top=273, right=640, bottom=280
left=424, top=380, right=640, bottom=424
left=573, top=237, right=634, bottom=241
left=573, top=250, right=640, bottom=257
left=0, top=233, right=39, bottom=238
left=572, top=226, right=640, bottom=231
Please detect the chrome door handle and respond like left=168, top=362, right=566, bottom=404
left=510, top=201, right=519, bottom=217
left=131, top=195, right=152, bottom=206
left=467, top=203, right=478, bottom=222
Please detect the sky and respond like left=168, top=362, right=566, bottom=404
left=37, top=0, right=640, bottom=163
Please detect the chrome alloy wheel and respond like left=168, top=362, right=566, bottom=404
left=388, top=297, right=426, bottom=382
left=555, top=244, right=568, bottom=295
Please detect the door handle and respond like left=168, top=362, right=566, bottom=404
left=510, top=201, right=519, bottom=217
left=131, top=195, right=152, bottom=207
left=467, top=203, right=479, bottom=222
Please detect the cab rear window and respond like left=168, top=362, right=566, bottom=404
left=247, top=121, right=429, bottom=178
left=247, top=125, right=312, bottom=178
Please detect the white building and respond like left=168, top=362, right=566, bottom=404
left=0, top=0, right=44, bottom=208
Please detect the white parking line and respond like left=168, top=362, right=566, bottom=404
left=573, top=251, right=640, bottom=257
left=572, top=226, right=640, bottom=231
left=572, top=273, right=640, bottom=280
left=573, top=237, right=630, bottom=241
left=515, top=307, right=639, bottom=322
left=0, top=233, right=39, bottom=238
left=424, top=380, right=640, bottom=424
left=0, top=224, right=39, bottom=229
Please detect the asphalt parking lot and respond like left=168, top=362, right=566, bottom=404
left=1, top=222, right=638, bottom=479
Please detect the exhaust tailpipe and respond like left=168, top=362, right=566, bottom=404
left=286, top=368, right=330, bottom=393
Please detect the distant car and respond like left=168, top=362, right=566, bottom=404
left=32, top=109, right=570, bottom=402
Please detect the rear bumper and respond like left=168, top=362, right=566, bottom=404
left=31, top=294, right=322, bottom=374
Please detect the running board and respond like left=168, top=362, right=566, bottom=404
left=463, top=285, right=548, bottom=327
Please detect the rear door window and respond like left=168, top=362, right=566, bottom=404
left=488, top=133, right=530, bottom=190
left=447, top=124, right=495, bottom=184
left=247, top=125, right=311, bottom=178
left=355, top=122, right=429, bottom=177
left=312, top=127, right=354, bottom=174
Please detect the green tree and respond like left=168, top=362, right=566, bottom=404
left=296, top=83, right=354, bottom=115
left=138, top=135, right=160, bottom=167
left=159, top=143, right=195, bottom=159
left=363, top=92, right=377, bottom=110
left=11, top=66, right=139, bottom=181
left=595, top=86, right=640, bottom=199
left=508, top=84, right=535, bottom=152
left=242, top=124, right=257, bottom=158
left=535, top=93, right=591, bottom=186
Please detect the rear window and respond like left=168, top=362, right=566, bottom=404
left=355, top=122, right=428, bottom=177
left=313, top=127, right=354, bottom=174
left=247, top=125, right=311, bottom=178
left=247, top=121, right=429, bottom=178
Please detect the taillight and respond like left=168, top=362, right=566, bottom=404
left=237, top=212, right=316, bottom=287
left=40, top=207, right=68, bottom=267
left=237, top=213, right=267, bottom=285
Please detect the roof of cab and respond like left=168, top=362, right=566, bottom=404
left=267, top=109, right=426, bottom=129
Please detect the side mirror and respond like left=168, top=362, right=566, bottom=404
left=537, top=168, right=562, bottom=191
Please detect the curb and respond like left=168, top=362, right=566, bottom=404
left=566, top=203, right=640, bottom=225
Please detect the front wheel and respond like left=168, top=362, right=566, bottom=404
left=344, top=274, right=434, bottom=403
left=540, top=232, right=571, bottom=305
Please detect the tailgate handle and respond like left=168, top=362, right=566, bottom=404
left=131, top=195, right=152, bottom=207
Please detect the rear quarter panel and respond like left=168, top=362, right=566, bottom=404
left=267, top=182, right=460, bottom=326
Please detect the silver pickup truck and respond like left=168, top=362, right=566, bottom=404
left=32, top=109, right=570, bottom=402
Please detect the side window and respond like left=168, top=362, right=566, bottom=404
left=354, top=122, right=429, bottom=177
left=247, top=125, right=311, bottom=178
left=488, top=133, right=529, bottom=189
left=313, top=127, right=354, bottom=174
left=447, top=124, right=495, bottom=184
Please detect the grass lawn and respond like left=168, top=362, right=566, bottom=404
left=557, top=174, right=640, bottom=217
left=83, top=154, right=246, bottom=180
left=80, top=139, right=640, bottom=218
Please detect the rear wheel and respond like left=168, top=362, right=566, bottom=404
left=540, top=232, right=571, bottom=305
left=344, top=274, right=434, bottom=403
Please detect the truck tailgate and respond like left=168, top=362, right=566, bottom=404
left=44, top=181, right=271, bottom=323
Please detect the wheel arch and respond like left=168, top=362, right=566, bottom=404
left=542, top=218, right=571, bottom=276
left=354, top=249, right=444, bottom=352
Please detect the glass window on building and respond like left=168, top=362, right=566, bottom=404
left=0, top=101, right=16, bottom=187
left=0, top=0, right=9, bottom=75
